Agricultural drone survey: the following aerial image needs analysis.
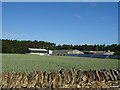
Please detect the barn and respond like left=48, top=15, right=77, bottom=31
left=28, top=48, right=52, bottom=55
left=52, top=50, right=84, bottom=56
left=67, top=50, right=84, bottom=54
left=52, top=50, right=69, bottom=56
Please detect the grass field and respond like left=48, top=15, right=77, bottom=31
left=2, top=54, right=119, bottom=73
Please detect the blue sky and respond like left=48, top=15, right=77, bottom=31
left=2, top=2, right=118, bottom=45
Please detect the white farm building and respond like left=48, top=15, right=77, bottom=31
left=28, top=48, right=52, bottom=55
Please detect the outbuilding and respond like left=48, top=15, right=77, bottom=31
left=67, top=50, right=84, bottom=54
left=28, top=48, right=52, bottom=55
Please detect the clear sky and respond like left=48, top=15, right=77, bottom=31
left=2, top=2, right=118, bottom=45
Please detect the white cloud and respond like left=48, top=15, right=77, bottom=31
left=2, top=32, right=20, bottom=39
left=2, top=32, right=40, bottom=40
left=75, top=14, right=82, bottom=19
left=101, top=16, right=110, bottom=20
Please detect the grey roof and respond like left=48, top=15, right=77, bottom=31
left=53, top=50, right=72, bottom=53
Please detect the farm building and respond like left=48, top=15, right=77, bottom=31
left=83, top=51, right=114, bottom=55
left=52, top=50, right=84, bottom=56
left=52, top=50, right=70, bottom=56
left=95, top=51, right=114, bottom=55
left=28, top=48, right=52, bottom=55
left=83, top=51, right=96, bottom=54
left=67, top=50, right=84, bottom=54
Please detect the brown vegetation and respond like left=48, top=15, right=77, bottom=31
left=1, top=69, right=120, bottom=89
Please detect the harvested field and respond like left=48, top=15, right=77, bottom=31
left=1, top=69, right=120, bottom=89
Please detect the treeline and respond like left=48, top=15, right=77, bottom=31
left=1, top=39, right=120, bottom=54
left=2, top=39, right=55, bottom=54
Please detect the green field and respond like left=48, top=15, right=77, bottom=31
left=1, top=54, right=119, bottom=73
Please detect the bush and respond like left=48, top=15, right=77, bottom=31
left=113, top=51, right=120, bottom=55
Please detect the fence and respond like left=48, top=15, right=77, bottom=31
left=1, top=69, right=120, bottom=88
left=66, top=54, right=120, bottom=59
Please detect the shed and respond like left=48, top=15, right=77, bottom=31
left=67, top=50, right=84, bottom=54
left=28, top=48, right=52, bottom=55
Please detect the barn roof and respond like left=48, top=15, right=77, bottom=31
left=28, top=48, right=47, bottom=51
left=53, top=50, right=72, bottom=53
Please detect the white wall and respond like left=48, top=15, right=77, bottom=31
left=49, top=50, right=52, bottom=54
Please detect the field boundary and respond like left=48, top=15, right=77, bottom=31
left=1, top=68, right=120, bottom=88
left=67, top=54, right=120, bottom=59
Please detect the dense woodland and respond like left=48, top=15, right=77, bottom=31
left=1, top=39, right=120, bottom=54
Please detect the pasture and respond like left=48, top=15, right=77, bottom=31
left=2, top=54, right=119, bottom=73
